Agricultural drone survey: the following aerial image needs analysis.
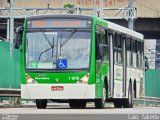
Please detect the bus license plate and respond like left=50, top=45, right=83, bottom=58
left=51, top=86, right=64, bottom=91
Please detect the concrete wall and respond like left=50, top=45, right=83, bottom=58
left=144, top=39, right=156, bottom=69
left=0, top=0, right=160, bottom=18
left=135, top=0, right=160, bottom=18
left=144, top=39, right=160, bottom=70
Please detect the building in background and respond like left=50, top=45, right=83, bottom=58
left=145, top=39, right=160, bottom=70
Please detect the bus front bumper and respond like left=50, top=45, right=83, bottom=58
left=21, top=84, right=95, bottom=99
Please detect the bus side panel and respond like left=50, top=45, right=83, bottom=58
left=89, top=17, right=96, bottom=85
left=21, top=18, right=27, bottom=85
left=127, top=67, right=144, bottom=98
left=94, top=17, right=109, bottom=98
left=114, top=65, right=123, bottom=98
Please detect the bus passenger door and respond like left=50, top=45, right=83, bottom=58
left=95, top=26, right=103, bottom=98
left=108, top=33, right=114, bottom=97
left=122, top=37, right=127, bottom=97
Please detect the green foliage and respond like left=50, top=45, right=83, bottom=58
left=63, top=3, right=74, bottom=8
left=63, top=3, right=75, bottom=14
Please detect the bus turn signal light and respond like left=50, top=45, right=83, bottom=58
left=26, top=74, right=35, bottom=84
left=77, top=73, right=89, bottom=84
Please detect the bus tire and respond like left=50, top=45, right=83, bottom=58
left=36, top=99, right=47, bottom=109
left=123, top=81, right=133, bottom=108
left=69, top=100, right=86, bottom=108
left=133, top=79, right=136, bottom=98
left=114, top=99, right=123, bottom=108
left=95, top=84, right=106, bottom=109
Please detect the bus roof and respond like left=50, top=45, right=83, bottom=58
left=107, top=21, right=144, bottom=41
left=93, top=16, right=144, bottom=41
left=26, top=14, right=92, bottom=20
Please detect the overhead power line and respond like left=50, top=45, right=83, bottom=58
left=135, top=1, right=160, bottom=13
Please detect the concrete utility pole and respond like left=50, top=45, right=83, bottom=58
left=128, top=0, right=134, bottom=30
left=100, top=0, right=104, bottom=18
left=8, top=0, right=14, bottom=56
left=93, top=0, right=97, bottom=16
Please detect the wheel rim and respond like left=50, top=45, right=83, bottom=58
left=128, top=84, right=132, bottom=107
left=102, top=87, right=106, bottom=105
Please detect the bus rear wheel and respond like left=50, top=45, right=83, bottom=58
left=69, top=100, right=86, bottom=108
left=36, top=99, right=47, bottom=109
left=95, top=85, right=106, bottom=109
left=123, top=81, right=133, bottom=108
left=114, top=99, right=123, bottom=108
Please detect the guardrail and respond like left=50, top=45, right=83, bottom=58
left=140, top=96, right=160, bottom=102
left=0, top=88, right=21, bottom=97
left=134, top=96, right=160, bottom=107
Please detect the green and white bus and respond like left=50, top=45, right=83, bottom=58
left=16, top=14, right=144, bottom=109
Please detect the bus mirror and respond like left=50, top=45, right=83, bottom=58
left=14, top=26, right=23, bottom=50
left=16, top=26, right=23, bottom=34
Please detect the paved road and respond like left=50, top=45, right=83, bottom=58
left=0, top=104, right=159, bottom=114
left=0, top=104, right=159, bottom=120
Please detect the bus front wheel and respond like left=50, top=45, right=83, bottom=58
left=36, top=99, right=47, bottom=109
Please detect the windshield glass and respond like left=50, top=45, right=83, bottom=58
left=26, top=29, right=91, bottom=70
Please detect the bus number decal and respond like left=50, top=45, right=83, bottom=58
left=68, top=76, right=80, bottom=81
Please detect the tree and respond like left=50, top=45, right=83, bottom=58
left=63, top=3, right=75, bottom=14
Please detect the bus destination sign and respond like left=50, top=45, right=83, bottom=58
left=27, top=19, right=91, bottom=28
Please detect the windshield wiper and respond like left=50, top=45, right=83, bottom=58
left=37, top=47, right=52, bottom=63
left=60, top=29, right=77, bottom=47
left=37, top=29, right=77, bottom=64
left=37, top=29, right=55, bottom=63
left=41, top=29, right=53, bottom=48
left=59, top=29, right=77, bottom=56
left=52, top=37, right=54, bottom=57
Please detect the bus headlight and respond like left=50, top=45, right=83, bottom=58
left=26, top=74, right=35, bottom=84
left=77, top=73, right=89, bottom=84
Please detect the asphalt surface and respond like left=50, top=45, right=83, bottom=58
left=0, top=103, right=159, bottom=114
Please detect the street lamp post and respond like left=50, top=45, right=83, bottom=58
left=8, top=0, right=14, bottom=56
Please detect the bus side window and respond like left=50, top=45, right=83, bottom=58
left=96, top=27, right=101, bottom=60
left=105, top=30, right=109, bottom=62
left=114, top=34, right=122, bottom=64
left=141, top=42, right=144, bottom=68
left=137, top=41, right=141, bottom=68
left=114, top=34, right=117, bottom=64
left=132, top=39, right=137, bottom=68
left=126, top=38, right=132, bottom=67
left=96, top=26, right=109, bottom=61
left=100, top=29, right=109, bottom=62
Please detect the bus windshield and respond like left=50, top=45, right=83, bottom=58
left=25, top=29, right=91, bottom=70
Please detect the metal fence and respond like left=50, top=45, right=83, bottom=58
left=145, top=69, right=160, bottom=98
left=0, top=7, right=136, bottom=20
left=0, top=41, right=21, bottom=97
